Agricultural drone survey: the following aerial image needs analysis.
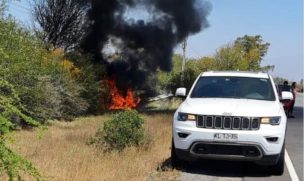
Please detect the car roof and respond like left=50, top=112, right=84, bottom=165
left=200, top=71, right=270, bottom=79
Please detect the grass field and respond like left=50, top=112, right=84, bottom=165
left=6, top=113, right=179, bottom=181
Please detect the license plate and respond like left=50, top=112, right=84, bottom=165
left=214, top=133, right=238, bottom=142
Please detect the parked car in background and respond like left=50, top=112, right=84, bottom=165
left=277, top=84, right=294, bottom=115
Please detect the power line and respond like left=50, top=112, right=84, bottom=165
left=10, top=6, right=30, bottom=14
left=188, top=44, right=202, bottom=59
left=10, top=7, right=30, bottom=14
left=9, top=1, right=31, bottom=15
left=11, top=1, right=31, bottom=11
left=9, top=0, right=32, bottom=18
left=9, top=6, right=31, bottom=18
left=8, top=2, right=33, bottom=25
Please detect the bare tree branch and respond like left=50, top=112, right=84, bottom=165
left=33, top=0, right=88, bottom=51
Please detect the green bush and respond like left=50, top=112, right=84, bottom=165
left=66, top=52, right=104, bottom=114
left=0, top=16, right=94, bottom=122
left=157, top=55, right=202, bottom=94
left=92, top=110, right=145, bottom=151
left=0, top=140, right=41, bottom=180
left=0, top=12, right=42, bottom=178
left=0, top=79, right=38, bottom=127
left=0, top=80, right=41, bottom=180
left=165, top=69, right=198, bottom=94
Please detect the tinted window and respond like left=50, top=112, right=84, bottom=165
left=190, top=76, right=275, bottom=101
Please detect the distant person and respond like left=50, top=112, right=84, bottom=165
left=282, top=81, right=290, bottom=91
left=288, top=82, right=297, bottom=118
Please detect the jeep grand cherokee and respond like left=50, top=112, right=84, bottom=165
left=171, top=71, right=293, bottom=175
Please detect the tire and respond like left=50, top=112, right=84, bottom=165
left=171, top=139, right=183, bottom=168
left=270, top=142, right=285, bottom=175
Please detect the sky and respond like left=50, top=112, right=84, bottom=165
left=8, top=0, right=304, bottom=82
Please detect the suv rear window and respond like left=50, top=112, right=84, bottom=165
left=190, top=76, right=275, bottom=101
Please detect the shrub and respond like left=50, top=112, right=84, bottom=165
left=92, top=110, right=145, bottom=151
left=65, top=52, right=104, bottom=114
left=0, top=140, right=41, bottom=180
left=0, top=80, right=41, bottom=180
left=0, top=17, right=91, bottom=121
left=157, top=55, right=202, bottom=94
left=0, top=79, right=38, bottom=127
left=0, top=8, right=42, bottom=178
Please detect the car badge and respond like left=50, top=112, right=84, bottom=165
left=222, top=112, right=233, bottom=116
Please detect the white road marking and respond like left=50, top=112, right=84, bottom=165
left=285, top=149, right=300, bottom=181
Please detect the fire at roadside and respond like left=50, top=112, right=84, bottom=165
left=105, top=79, right=140, bottom=110
left=80, top=0, right=211, bottom=110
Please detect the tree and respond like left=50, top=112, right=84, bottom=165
left=157, top=55, right=207, bottom=93
left=299, top=79, right=304, bottom=92
left=260, top=65, right=275, bottom=72
left=33, top=0, right=88, bottom=51
left=0, top=3, right=41, bottom=179
left=272, top=76, right=289, bottom=85
left=157, top=35, right=271, bottom=93
left=235, top=35, right=270, bottom=70
left=213, top=35, right=271, bottom=71
left=0, top=0, right=7, bottom=16
left=0, top=80, right=41, bottom=180
left=196, top=56, right=216, bottom=72
left=214, top=44, right=248, bottom=71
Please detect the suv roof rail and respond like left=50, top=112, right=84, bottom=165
left=201, top=70, right=266, bottom=75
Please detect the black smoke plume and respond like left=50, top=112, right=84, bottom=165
left=81, top=0, right=211, bottom=95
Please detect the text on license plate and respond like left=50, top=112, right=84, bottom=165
left=214, top=133, right=238, bottom=142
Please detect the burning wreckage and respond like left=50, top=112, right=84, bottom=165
left=81, top=0, right=211, bottom=110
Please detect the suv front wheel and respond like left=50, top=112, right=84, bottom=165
left=270, top=142, right=285, bottom=175
left=171, top=139, right=183, bottom=168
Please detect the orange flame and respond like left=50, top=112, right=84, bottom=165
left=106, top=79, right=140, bottom=110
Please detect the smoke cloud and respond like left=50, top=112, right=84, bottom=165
left=81, top=0, right=211, bottom=95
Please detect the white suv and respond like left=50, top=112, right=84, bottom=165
left=171, top=71, right=293, bottom=175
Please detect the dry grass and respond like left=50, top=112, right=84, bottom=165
left=5, top=114, right=179, bottom=181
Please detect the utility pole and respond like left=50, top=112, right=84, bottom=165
left=181, top=36, right=188, bottom=86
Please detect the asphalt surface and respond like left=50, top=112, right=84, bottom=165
left=286, top=93, right=303, bottom=180
left=180, top=94, right=303, bottom=181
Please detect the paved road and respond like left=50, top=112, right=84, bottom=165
left=286, top=93, right=303, bottom=180
left=181, top=94, right=303, bottom=181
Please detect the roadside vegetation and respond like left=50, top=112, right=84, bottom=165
left=6, top=114, right=179, bottom=181
left=0, top=2, right=100, bottom=179
left=89, top=110, right=148, bottom=151
left=157, top=35, right=272, bottom=93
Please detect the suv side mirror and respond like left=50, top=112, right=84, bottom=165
left=281, top=91, right=293, bottom=101
left=175, top=88, right=187, bottom=97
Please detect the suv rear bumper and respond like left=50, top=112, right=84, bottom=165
left=175, top=141, right=280, bottom=165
